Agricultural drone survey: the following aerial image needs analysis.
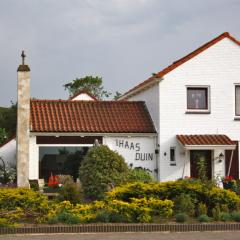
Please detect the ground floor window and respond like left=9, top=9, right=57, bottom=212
left=39, top=146, right=89, bottom=181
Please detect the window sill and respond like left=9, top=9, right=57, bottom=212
left=170, top=163, right=176, bottom=166
left=185, top=110, right=210, bottom=114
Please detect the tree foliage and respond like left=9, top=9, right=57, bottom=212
left=79, top=145, right=129, bottom=200
left=0, top=128, right=8, bottom=145
left=0, top=102, right=17, bottom=137
left=64, top=76, right=111, bottom=100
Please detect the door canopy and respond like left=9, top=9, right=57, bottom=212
left=176, top=134, right=236, bottom=150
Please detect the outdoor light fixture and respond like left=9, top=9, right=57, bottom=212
left=218, top=152, right=224, bottom=163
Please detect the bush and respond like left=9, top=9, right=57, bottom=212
left=57, top=175, right=74, bottom=185
left=0, top=188, right=49, bottom=223
left=127, top=167, right=154, bottom=183
left=212, top=205, right=221, bottom=221
left=175, top=213, right=188, bottom=223
left=231, top=211, right=240, bottom=222
left=57, top=183, right=82, bottom=204
left=173, top=194, right=195, bottom=216
left=107, top=180, right=240, bottom=214
left=79, top=145, right=130, bottom=200
left=197, top=203, right=207, bottom=216
left=219, top=212, right=232, bottom=222
left=198, top=214, right=211, bottom=222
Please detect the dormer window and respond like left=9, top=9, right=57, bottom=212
left=186, top=86, right=210, bottom=113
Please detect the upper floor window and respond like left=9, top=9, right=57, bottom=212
left=235, top=85, right=240, bottom=116
left=186, top=86, right=210, bottom=113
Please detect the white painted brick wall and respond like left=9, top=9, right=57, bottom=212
left=129, top=38, right=240, bottom=181
left=159, top=38, right=240, bottom=181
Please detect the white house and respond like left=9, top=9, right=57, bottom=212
left=1, top=32, right=240, bottom=186
left=119, top=32, right=240, bottom=182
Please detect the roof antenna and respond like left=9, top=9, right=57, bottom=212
left=21, top=50, right=26, bottom=65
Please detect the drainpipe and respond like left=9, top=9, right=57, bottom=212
left=227, top=149, right=234, bottom=177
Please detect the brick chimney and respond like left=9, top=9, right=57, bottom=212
left=16, top=51, right=30, bottom=187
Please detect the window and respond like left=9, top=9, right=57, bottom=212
left=235, top=85, right=240, bottom=116
left=170, top=147, right=176, bottom=166
left=186, top=86, right=210, bottom=113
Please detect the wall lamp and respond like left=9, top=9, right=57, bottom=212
left=218, top=152, right=224, bottom=163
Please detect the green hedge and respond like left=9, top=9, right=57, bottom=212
left=107, top=180, right=240, bottom=213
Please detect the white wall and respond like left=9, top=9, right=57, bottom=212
left=0, top=139, right=16, bottom=167
left=158, top=38, right=240, bottom=181
left=71, top=93, right=95, bottom=101
left=128, top=85, right=160, bottom=132
left=29, top=135, right=39, bottom=179
left=103, top=136, right=157, bottom=178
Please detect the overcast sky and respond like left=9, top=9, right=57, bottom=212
left=0, top=0, right=239, bottom=107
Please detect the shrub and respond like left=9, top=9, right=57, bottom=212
left=56, top=211, right=81, bottom=225
left=95, top=210, right=110, bottom=223
left=198, top=214, right=211, bottom=222
left=79, top=145, right=130, bottom=200
left=197, top=203, right=207, bottom=216
left=219, top=212, right=232, bottom=222
left=57, top=175, right=74, bottom=185
left=173, top=194, right=195, bottom=216
left=175, top=213, right=188, bottom=223
left=0, top=188, right=49, bottom=223
left=57, top=183, right=82, bottom=204
left=212, top=205, right=221, bottom=221
left=231, top=211, right=240, bottom=222
left=127, top=167, right=154, bottom=183
left=0, top=218, right=16, bottom=228
left=107, top=181, right=240, bottom=213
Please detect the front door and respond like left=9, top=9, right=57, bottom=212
left=190, top=150, right=212, bottom=179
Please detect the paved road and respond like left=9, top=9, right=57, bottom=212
left=1, top=232, right=240, bottom=240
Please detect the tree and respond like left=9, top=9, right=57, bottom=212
left=0, top=102, right=17, bottom=137
left=79, top=145, right=129, bottom=200
left=64, top=76, right=111, bottom=100
left=113, top=91, right=122, bottom=100
left=0, top=128, right=8, bottom=145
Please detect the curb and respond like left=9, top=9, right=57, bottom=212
left=1, top=223, right=240, bottom=235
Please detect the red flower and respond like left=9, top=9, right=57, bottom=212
left=224, top=176, right=233, bottom=181
left=48, top=173, right=59, bottom=187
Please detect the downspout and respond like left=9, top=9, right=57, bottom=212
left=227, top=149, right=234, bottom=176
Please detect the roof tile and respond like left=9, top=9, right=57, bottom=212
left=30, top=100, right=156, bottom=133
left=176, top=134, right=235, bottom=146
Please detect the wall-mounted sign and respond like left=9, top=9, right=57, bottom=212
left=115, top=139, right=154, bottom=161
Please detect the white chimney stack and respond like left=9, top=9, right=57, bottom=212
left=16, top=51, right=30, bottom=187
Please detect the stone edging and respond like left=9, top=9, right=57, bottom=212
left=1, top=223, right=240, bottom=235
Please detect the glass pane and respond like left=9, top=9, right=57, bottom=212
left=39, top=146, right=90, bottom=181
left=187, top=88, right=207, bottom=109
left=236, top=86, right=240, bottom=115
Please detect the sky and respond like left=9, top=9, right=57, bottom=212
left=0, top=0, right=240, bottom=107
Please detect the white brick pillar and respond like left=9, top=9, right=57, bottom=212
left=16, top=51, right=30, bottom=187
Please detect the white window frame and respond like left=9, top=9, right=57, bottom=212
left=186, top=85, right=211, bottom=114
left=235, top=84, right=240, bottom=119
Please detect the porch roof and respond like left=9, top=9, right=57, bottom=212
left=176, top=134, right=236, bottom=150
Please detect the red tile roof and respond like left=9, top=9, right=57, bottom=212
left=120, top=32, right=240, bottom=99
left=177, top=134, right=235, bottom=146
left=30, top=100, right=156, bottom=133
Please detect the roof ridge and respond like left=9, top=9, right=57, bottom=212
left=30, top=99, right=145, bottom=104
left=120, top=32, right=240, bottom=99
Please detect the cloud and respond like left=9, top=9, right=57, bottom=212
left=0, top=0, right=239, bottom=106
